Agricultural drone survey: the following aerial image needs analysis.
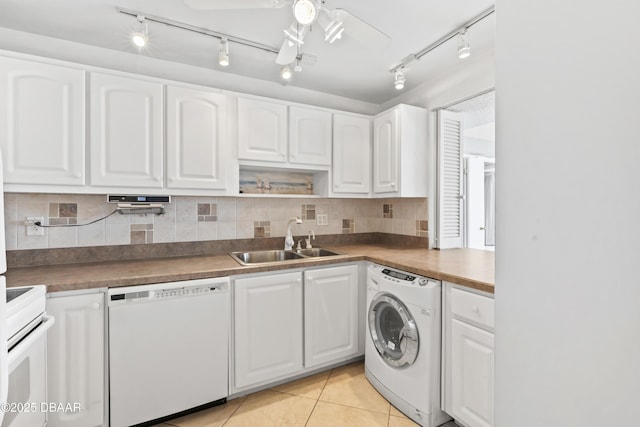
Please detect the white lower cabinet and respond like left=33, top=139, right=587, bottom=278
left=443, top=282, right=494, bottom=427
left=304, top=264, right=359, bottom=368
left=233, top=271, right=303, bottom=390
left=232, top=264, right=361, bottom=392
left=46, top=290, right=106, bottom=427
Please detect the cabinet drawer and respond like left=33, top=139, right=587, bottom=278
left=450, top=287, right=494, bottom=330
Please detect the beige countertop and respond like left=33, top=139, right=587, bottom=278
left=5, top=244, right=494, bottom=294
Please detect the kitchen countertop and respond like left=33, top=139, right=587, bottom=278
left=5, top=244, right=494, bottom=294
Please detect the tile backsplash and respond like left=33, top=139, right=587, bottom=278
left=3, top=194, right=428, bottom=250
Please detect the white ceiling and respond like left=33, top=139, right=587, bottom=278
left=0, top=0, right=495, bottom=104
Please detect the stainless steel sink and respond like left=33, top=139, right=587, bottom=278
left=296, top=248, right=341, bottom=258
left=230, top=250, right=305, bottom=265
left=229, top=248, right=341, bottom=265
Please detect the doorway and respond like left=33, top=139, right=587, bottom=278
left=437, top=90, right=495, bottom=250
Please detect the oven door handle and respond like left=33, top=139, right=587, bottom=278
left=7, top=315, right=55, bottom=369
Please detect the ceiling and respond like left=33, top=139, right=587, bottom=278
left=0, top=0, right=495, bottom=104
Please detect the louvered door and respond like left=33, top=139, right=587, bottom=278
left=437, top=110, right=464, bottom=248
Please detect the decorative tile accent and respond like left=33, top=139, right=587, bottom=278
left=383, top=204, right=393, bottom=219
left=130, top=223, right=154, bottom=244
left=48, top=202, right=78, bottom=225
left=416, top=220, right=428, bottom=237
left=342, top=219, right=355, bottom=234
left=301, top=204, right=316, bottom=220
left=198, top=203, right=218, bottom=222
left=254, top=221, right=271, bottom=238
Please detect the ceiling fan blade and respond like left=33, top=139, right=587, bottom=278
left=334, top=8, right=391, bottom=48
left=184, top=0, right=288, bottom=10
left=276, top=39, right=298, bottom=65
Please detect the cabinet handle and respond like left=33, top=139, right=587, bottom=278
left=73, top=172, right=82, bottom=178
left=307, top=276, right=313, bottom=281
left=168, top=177, right=175, bottom=183
left=92, top=302, right=101, bottom=310
left=472, top=305, right=480, bottom=314
left=153, top=176, right=161, bottom=182
left=391, top=182, right=396, bottom=188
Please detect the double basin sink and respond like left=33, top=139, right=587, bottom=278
left=230, top=248, right=341, bottom=265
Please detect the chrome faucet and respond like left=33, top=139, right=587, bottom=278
left=284, top=217, right=302, bottom=250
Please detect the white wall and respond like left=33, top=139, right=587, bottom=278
left=495, top=1, right=640, bottom=426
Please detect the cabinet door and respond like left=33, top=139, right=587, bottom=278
left=451, top=318, right=494, bottom=427
left=234, top=272, right=303, bottom=389
left=289, top=106, right=331, bottom=166
left=47, top=293, right=105, bottom=427
left=0, top=57, right=85, bottom=185
left=166, top=86, right=227, bottom=189
left=332, top=114, right=371, bottom=194
left=237, top=98, right=287, bottom=162
left=304, top=265, right=359, bottom=368
left=373, top=108, right=399, bottom=193
left=90, top=72, right=163, bottom=188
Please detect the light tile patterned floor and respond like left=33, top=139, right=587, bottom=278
left=155, top=361, right=459, bottom=427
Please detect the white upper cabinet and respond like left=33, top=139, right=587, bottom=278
left=288, top=106, right=331, bottom=166
left=166, top=86, right=227, bottom=190
left=237, top=97, right=287, bottom=163
left=373, top=104, right=428, bottom=197
left=333, top=114, right=371, bottom=195
left=89, top=72, right=163, bottom=188
left=0, top=57, right=85, bottom=186
left=373, top=108, right=398, bottom=193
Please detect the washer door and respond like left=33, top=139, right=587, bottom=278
left=368, top=293, right=419, bottom=367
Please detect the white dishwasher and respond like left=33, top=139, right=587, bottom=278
left=108, top=278, right=229, bottom=427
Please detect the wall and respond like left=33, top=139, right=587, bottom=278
left=4, top=194, right=427, bottom=250
left=495, top=1, right=640, bottom=426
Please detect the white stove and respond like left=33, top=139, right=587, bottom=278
left=6, top=285, right=46, bottom=349
left=2, top=285, right=53, bottom=427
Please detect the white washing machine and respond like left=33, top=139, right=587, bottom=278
left=365, top=263, right=450, bottom=427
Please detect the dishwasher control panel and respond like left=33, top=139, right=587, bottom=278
left=108, top=279, right=229, bottom=305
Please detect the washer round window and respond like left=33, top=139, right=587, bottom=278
left=368, top=293, right=419, bottom=367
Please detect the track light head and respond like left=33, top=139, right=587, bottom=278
left=293, top=0, right=319, bottom=25
left=131, top=15, right=148, bottom=48
left=394, top=70, right=405, bottom=90
left=281, top=65, right=292, bottom=80
left=318, top=9, right=344, bottom=44
left=458, top=29, right=470, bottom=59
left=219, top=38, right=229, bottom=67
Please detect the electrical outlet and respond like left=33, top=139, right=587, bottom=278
left=316, top=214, right=328, bottom=226
left=25, top=217, right=44, bottom=236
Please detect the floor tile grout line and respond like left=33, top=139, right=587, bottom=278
left=221, top=396, right=247, bottom=426
left=304, top=366, right=334, bottom=426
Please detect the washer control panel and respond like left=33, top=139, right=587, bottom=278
left=380, top=268, right=432, bottom=287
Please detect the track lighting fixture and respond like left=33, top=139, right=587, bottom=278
left=317, top=9, right=344, bottom=44
left=293, top=0, right=319, bottom=25
left=294, top=58, right=303, bottom=73
left=219, top=37, right=229, bottom=67
left=131, top=15, right=148, bottom=48
left=284, top=22, right=307, bottom=46
left=394, top=70, right=406, bottom=90
left=457, top=29, right=470, bottom=59
left=388, top=6, right=493, bottom=80
left=281, top=65, right=292, bottom=80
